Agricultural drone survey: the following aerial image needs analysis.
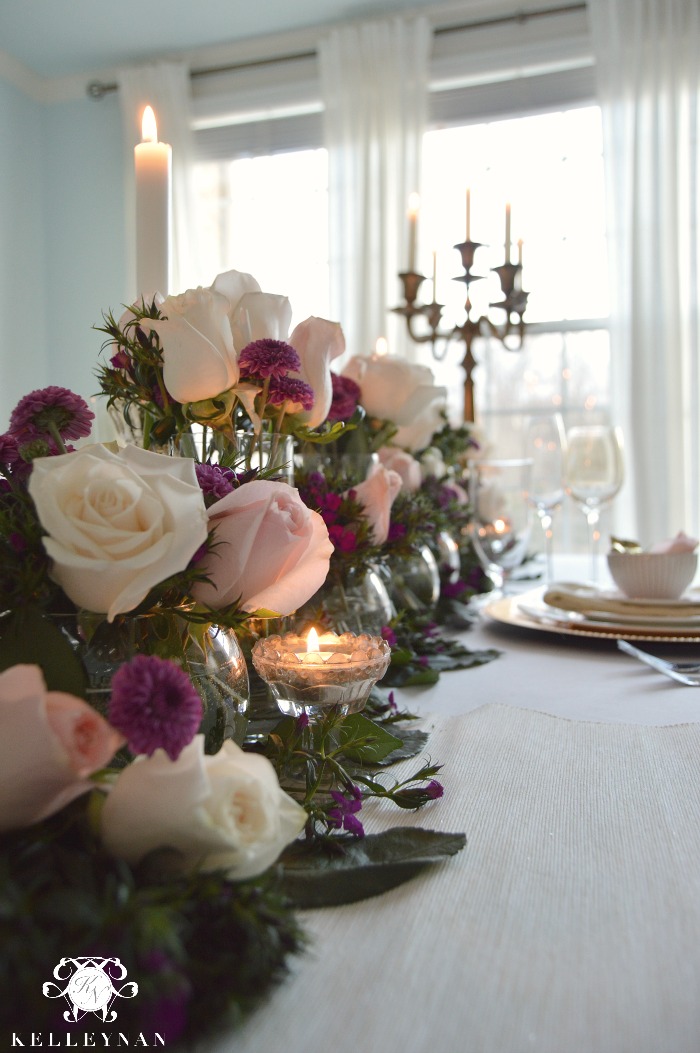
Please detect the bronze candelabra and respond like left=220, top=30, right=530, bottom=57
left=392, top=238, right=529, bottom=423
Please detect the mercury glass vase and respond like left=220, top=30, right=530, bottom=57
left=382, top=545, right=441, bottom=615
left=52, top=609, right=249, bottom=753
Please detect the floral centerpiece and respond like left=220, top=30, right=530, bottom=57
left=0, top=274, right=467, bottom=1044
left=97, top=269, right=348, bottom=466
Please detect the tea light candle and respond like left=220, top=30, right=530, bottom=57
left=252, top=628, right=391, bottom=720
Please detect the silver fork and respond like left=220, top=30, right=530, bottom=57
left=617, top=640, right=700, bottom=686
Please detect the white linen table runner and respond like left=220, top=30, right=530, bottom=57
left=204, top=704, right=700, bottom=1053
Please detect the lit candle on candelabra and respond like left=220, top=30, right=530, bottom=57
left=466, top=187, right=471, bottom=241
left=407, top=192, right=420, bottom=272
left=517, top=239, right=524, bottom=266
left=134, top=105, right=171, bottom=298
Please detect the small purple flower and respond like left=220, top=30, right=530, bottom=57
left=10, top=386, right=94, bottom=443
left=195, top=462, right=236, bottom=504
left=425, top=779, right=444, bottom=799
left=387, top=522, right=407, bottom=543
left=268, top=375, right=315, bottom=411
left=239, top=338, right=301, bottom=379
left=326, top=374, right=361, bottom=423
left=328, top=524, right=358, bottom=552
left=110, top=348, right=132, bottom=371
left=9, top=532, right=27, bottom=554
left=108, top=654, right=203, bottom=761
left=387, top=690, right=398, bottom=712
left=442, top=578, right=468, bottom=599
left=328, top=785, right=364, bottom=837
left=381, top=626, right=397, bottom=647
left=295, top=711, right=310, bottom=732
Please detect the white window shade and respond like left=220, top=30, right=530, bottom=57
left=191, top=4, right=595, bottom=157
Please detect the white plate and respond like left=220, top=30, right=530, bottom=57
left=483, top=588, right=700, bottom=643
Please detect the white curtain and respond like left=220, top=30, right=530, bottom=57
left=588, top=0, right=700, bottom=544
left=117, top=61, right=201, bottom=299
left=319, top=17, right=431, bottom=362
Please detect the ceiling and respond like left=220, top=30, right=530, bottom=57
left=0, top=0, right=444, bottom=79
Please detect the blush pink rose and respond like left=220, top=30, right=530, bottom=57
left=347, top=464, right=402, bottom=545
left=0, top=665, right=123, bottom=833
left=288, top=317, right=346, bottom=427
left=192, top=480, right=333, bottom=615
left=377, top=446, right=423, bottom=493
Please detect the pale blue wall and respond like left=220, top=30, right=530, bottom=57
left=0, top=78, right=49, bottom=429
left=42, top=92, right=127, bottom=422
left=0, top=79, right=128, bottom=431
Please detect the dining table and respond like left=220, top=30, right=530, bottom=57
left=199, top=557, right=700, bottom=1053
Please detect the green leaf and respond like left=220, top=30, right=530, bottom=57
left=278, top=827, right=467, bottom=907
left=362, top=727, right=429, bottom=765
left=336, top=714, right=403, bottom=763
left=0, top=608, right=87, bottom=696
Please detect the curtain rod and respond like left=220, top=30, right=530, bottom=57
left=87, top=1, right=587, bottom=99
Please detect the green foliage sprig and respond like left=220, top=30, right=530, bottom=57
left=0, top=795, right=305, bottom=1045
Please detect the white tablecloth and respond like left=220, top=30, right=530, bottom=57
left=201, top=561, right=700, bottom=1053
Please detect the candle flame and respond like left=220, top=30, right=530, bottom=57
left=141, top=105, right=158, bottom=143
left=407, top=192, right=420, bottom=217
left=375, top=337, right=388, bottom=357
left=306, top=626, right=320, bottom=653
left=494, top=518, right=508, bottom=534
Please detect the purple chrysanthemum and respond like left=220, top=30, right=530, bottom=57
left=108, top=654, right=203, bottom=761
left=195, top=462, right=236, bottom=504
left=0, top=432, right=20, bottom=470
left=328, top=785, right=364, bottom=837
left=327, top=374, right=361, bottom=423
left=268, top=375, right=315, bottom=411
left=238, top=339, right=301, bottom=380
left=10, top=386, right=94, bottom=443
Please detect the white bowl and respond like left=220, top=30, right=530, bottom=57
left=607, top=551, right=698, bottom=600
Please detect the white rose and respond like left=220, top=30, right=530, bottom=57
left=377, top=446, right=423, bottom=493
left=420, top=446, right=447, bottom=480
left=100, top=736, right=307, bottom=880
left=147, top=285, right=241, bottom=404
left=28, top=444, right=208, bottom=621
left=341, top=355, right=447, bottom=452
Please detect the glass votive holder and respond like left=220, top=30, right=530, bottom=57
left=251, top=629, right=391, bottom=719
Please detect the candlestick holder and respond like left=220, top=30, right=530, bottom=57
left=392, top=238, right=529, bottom=423
left=251, top=630, right=391, bottom=720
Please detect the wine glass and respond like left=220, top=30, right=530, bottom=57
left=563, top=424, right=624, bottom=582
left=468, top=457, right=533, bottom=596
left=524, top=413, right=567, bottom=583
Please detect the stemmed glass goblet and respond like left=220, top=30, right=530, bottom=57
left=468, top=457, right=533, bottom=597
left=524, top=413, right=567, bottom=583
left=563, top=424, right=624, bottom=582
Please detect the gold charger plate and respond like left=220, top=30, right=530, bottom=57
left=483, top=587, right=700, bottom=643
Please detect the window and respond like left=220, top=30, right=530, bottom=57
left=194, top=149, right=330, bottom=328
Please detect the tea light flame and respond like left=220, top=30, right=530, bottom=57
left=306, top=626, right=320, bottom=653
